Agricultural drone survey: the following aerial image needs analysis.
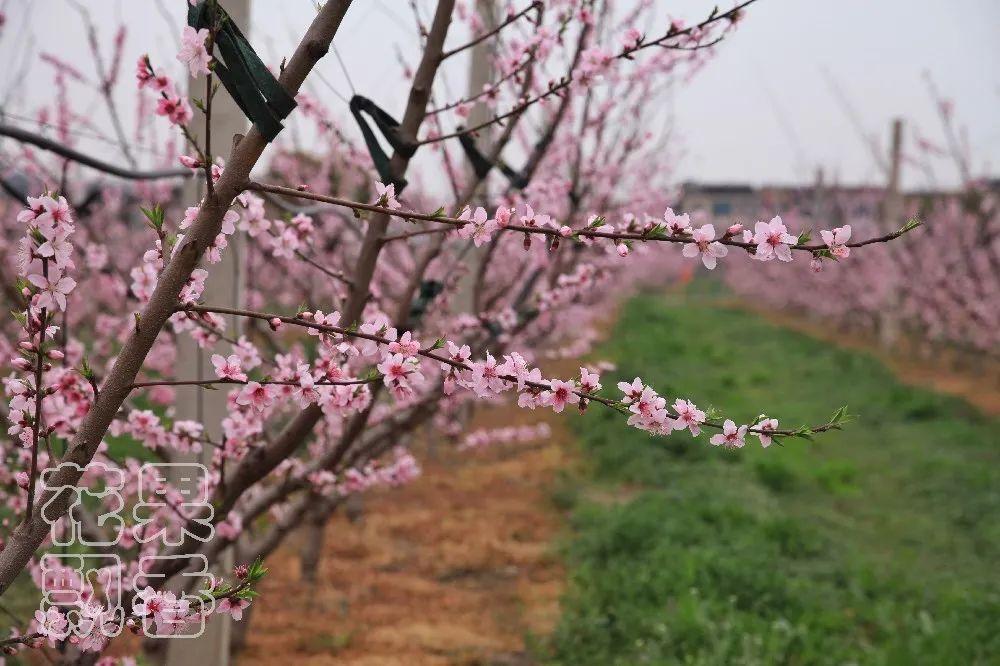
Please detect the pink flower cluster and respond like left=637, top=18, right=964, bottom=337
left=307, top=447, right=421, bottom=497
left=7, top=196, right=78, bottom=449
left=618, top=377, right=778, bottom=447
left=459, top=422, right=553, bottom=450
left=136, top=55, right=192, bottom=126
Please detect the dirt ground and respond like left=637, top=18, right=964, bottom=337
left=238, top=407, right=573, bottom=666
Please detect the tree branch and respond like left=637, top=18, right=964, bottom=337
left=0, top=124, right=189, bottom=180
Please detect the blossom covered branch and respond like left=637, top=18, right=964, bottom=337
left=248, top=179, right=923, bottom=270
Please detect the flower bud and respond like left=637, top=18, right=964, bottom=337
left=178, top=155, right=202, bottom=169
left=494, top=206, right=511, bottom=228
left=616, top=243, right=629, bottom=257
left=48, top=349, right=65, bottom=360
left=18, top=341, right=34, bottom=352
left=15, top=471, right=29, bottom=489
left=269, top=318, right=282, bottom=331
left=11, top=357, right=32, bottom=371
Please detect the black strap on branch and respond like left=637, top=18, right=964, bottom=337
left=456, top=130, right=530, bottom=189
left=348, top=95, right=415, bottom=192
left=188, top=1, right=296, bottom=142
left=345, top=95, right=529, bottom=193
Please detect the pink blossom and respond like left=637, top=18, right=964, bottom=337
left=498, top=352, right=531, bottom=390
left=446, top=341, right=471, bottom=364
left=672, top=399, right=705, bottom=436
left=33, top=606, right=69, bottom=647
left=180, top=205, right=200, bottom=230
left=132, top=587, right=191, bottom=636
left=579, top=46, right=613, bottom=80
left=35, top=226, right=74, bottom=268
left=217, top=597, right=250, bottom=621
left=305, top=309, right=341, bottom=338
left=543, top=379, right=579, bottom=413
left=28, top=271, right=76, bottom=311
left=494, top=206, right=512, bottom=228
left=579, top=367, right=601, bottom=393
left=710, top=419, right=748, bottom=449
left=617, top=377, right=644, bottom=403
left=627, top=386, right=667, bottom=430
left=621, top=27, right=642, bottom=50
left=753, top=216, right=796, bottom=262
left=211, top=354, right=247, bottom=382
left=177, top=26, right=212, bottom=78
left=681, top=224, right=728, bottom=269
left=236, top=381, right=272, bottom=411
left=457, top=206, right=498, bottom=247
left=520, top=204, right=552, bottom=230
left=34, top=194, right=73, bottom=229
left=388, top=331, right=420, bottom=357
left=156, top=94, right=193, bottom=126
left=820, top=225, right=852, bottom=259
left=755, top=418, right=779, bottom=447
left=220, top=210, right=239, bottom=236
left=377, top=353, right=422, bottom=387
left=374, top=181, right=400, bottom=210
left=135, top=55, right=169, bottom=91
left=663, top=208, right=692, bottom=235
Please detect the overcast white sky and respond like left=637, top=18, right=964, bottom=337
left=1, top=0, right=997, bottom=190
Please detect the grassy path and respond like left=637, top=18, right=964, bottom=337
left=543, top=294, right=999, bottom=665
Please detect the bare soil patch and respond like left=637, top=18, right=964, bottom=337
left=238, top=408, right=573, bottom=666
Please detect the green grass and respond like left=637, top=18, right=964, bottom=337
left=543, top=292, right=999, bottom=665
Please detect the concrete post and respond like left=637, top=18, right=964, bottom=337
left=879, top=118, right=904, bottom=349
left=455, top=0, right=499, bottom=315
left=167, top=1, right=250, bottom=664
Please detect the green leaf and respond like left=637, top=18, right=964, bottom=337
left=140, top=205, right=165, bottom=231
